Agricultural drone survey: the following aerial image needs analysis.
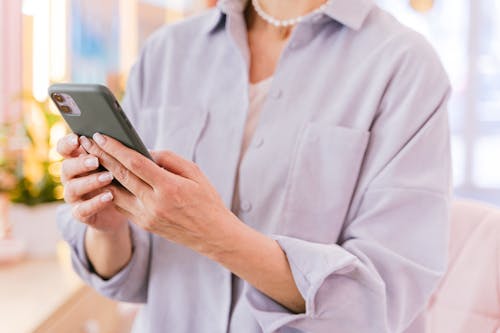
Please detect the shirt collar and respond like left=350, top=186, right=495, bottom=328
left=204, top=0, right=374, bottom=34
left=323, top=0, right=375, bottom=30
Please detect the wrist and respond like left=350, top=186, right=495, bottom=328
left=84, top=222, right=133, bottom=279
left=202, top=212, right=271, bottom=267
left=198, top=211, right=247, bottom=262
left=87, top=221, right=129, bottom=241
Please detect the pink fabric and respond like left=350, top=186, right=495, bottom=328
left=0, top=0, right=22, bottom=122
left=427, top=200, right=500, bottom=333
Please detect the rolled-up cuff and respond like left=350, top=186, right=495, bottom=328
left=244, top=235, right=357, bottom=332
left=57, top=205, right=150, bottom=303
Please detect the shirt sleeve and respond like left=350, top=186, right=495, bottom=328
left=244, top=34, right=452, bottom=332
left=56, top=48, right=152, bottom=303
left=57, top=204, right=151, bottom=303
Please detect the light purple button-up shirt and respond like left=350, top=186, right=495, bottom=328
left=57, top=0, right=452, bottom=332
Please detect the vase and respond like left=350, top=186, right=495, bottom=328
left=0, top=193, right=26, bottom=264
left=10, top=202, right=62, bottom=258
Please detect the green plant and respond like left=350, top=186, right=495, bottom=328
left=6, top=93, right=66, bottom=206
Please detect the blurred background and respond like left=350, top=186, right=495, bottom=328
left=0, top=0, right=499, bottom=332
left=0, top=0, right=499, bottom=208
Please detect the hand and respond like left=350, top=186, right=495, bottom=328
left=57, top=134, right=128, bottom=233
left=79, top=134, right=305, bottom=312
left=80, top=133, right=237, bottom=256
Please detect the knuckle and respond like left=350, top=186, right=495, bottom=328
left=106, top=184, right=118, bottom=196
left=129, top=156, right=143, bottom=170
left=61, top=158, right=80, bottom=181
left=189, top=163, right=201, bottom=175
left=63, top=186, right=76, bottom=203
left=88, top=201, right=101, bottom=218
left=115, top=167, right=130, bottom=182
left=160, top=184, right=182, bottom=205
left=92, top=148, right=105, bottom=162
left=90, top=173, right=102, bottom=186
left=136, top=188, right=147, bottom=203
left=84, top=215, right=97, bottom=228
left=71, top=197, right=103, bottom=222
left=169, top=183, right=182, bottom=196
left=152, top=206, right=165, bottom=219
left=158, top=184, right=171, bottom=198
left=84, top=140, right=100, bottom=156
left=71, top=204, right=85, bottom=221
left=60, top=161, right=70, bottom=182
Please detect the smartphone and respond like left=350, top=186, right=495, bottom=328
left=48, top=83, right=152, bottom=160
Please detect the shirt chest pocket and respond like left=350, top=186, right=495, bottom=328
left=281, top=123, right=370, bottom=243
left=152, top=105, right=208, bottom=161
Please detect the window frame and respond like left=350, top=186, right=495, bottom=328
left=455, top=0, right=500, bottom=204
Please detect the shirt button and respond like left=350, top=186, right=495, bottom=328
left=253, top=137, right=264, bottom=148
left=312, top=14, right=323, bottom=23
left=240, top=201, right=252, bottom=212
left=270, top=89, right=283, bottom=99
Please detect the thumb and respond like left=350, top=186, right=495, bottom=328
left=57, top=133, right=86, bottom=158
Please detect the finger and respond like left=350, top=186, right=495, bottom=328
left=150, top=150, right=201, bottom=180
left=64, top=171, right=114, bottom=203
left=80, top=136, right=151, bottom=201
left=81, top=185, right=113, bottom=201
left=100, top=185, right=144, bottom=229
left=57, top=134, right=86, bottom=158
left=108, top=185, right=142, bottom=219
left=61, top=155, right=100, bottom=183
left=92, top=133, right=170, bottom=186
left=72, top=191, right=114, bottom=223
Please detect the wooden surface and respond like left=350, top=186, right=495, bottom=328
left=34, top=285, right=122, bottom=333
left=0, top=257, right=83, bottom=333
left=0, top=255, right=130, bottom=333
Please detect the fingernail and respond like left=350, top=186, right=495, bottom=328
left=70, top=135, right=78, bottom=146
left=93, top=133, right=106, bottom=146
left=84, top=157, right=99, bottom=168
left=80, top=136, right=91, bottom=150
left=98, top=172, right=113, bottom=182
left=101, top=192, right=113, bottom=202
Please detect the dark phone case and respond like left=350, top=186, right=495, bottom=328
left=48, top=84, right=152, bottom=160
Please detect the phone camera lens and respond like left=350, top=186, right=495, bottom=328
left=60, top=105, right=72, bottom=114
left=53, top=93, right=65, bottom=103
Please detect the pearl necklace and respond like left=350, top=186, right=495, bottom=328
left=251, top=0, right=329, bottom=27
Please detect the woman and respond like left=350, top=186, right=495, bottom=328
left=57, top=0, right=452, bottom=332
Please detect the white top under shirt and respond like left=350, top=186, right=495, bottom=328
left=231, top=76, right=274, bottom=213
left=229, top=77, right=273, bottom=332
left=60, top=2, right=452, bottom=331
